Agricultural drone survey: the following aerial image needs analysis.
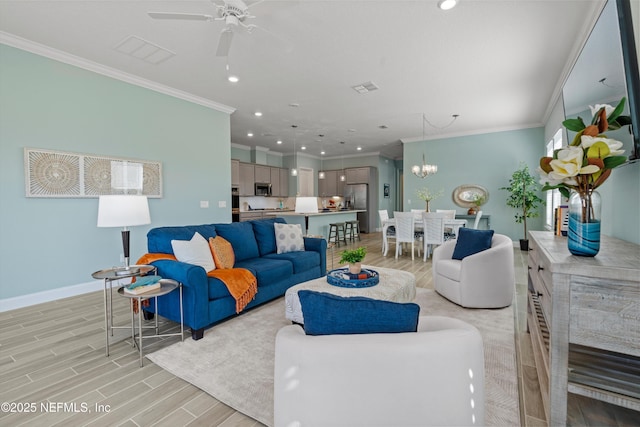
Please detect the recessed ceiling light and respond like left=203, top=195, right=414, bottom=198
left=357, top=146, right=362, bottom=151
left=228, top=75, right=239, bottom=83
left=254, top=111, right=262, bottom=117
left=276, top=140, right=283, bottom=144
left=438, top=0, right=458, bottom=10
left=321, top=151, right=326, bottom=155
left=247, top=132, right=253, bottom=137
left=301, top=146, right=307, bottom=150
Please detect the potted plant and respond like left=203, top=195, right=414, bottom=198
left=339, top=246, right=367, bottom=274
left=416, top=187, right=443, bottom=212
left=468, top=194, right=486, bottom=215
left=500, top=163, right=544, bottom=251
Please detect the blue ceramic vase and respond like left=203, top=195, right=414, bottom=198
left=567, top=190, right=601, bottom=257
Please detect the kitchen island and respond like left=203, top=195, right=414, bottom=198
left=265, top=210, right=365, bottom=238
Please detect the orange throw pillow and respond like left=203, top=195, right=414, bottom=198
left=209, top=236, right=235, bottom=269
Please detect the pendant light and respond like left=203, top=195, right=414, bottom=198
left=319, top=144, right=325, bottom=180
left=339, top=141, right=346, bottom=181
left=290, top=125, right=298, bottom=177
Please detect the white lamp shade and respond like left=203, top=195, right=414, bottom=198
left=97, top=195, right=151, bottom=227
left=295, top=197, right=319, bottom=214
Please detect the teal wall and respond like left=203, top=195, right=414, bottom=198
left=0, top=45, right=232, bottom=301
left=404, top=128, right=545, bottom=241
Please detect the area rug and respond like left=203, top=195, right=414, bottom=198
left=147, top=288, right=520, bottom=426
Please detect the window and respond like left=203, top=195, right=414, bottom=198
left=544, top=129, right=564, bottom=230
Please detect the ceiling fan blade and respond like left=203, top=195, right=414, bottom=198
left=216, top=29, right=234, bottom=57
left=148, top=12, right=214, bottom=21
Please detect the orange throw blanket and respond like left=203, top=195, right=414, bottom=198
left=135, top=253, right=258, bottom=313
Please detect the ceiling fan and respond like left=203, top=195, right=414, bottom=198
left=148, top=0, right=263, bottom=57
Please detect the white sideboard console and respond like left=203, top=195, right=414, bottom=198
left=527, top=231, right=640, bottom=425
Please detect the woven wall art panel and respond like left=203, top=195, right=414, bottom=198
left=24, top=148, right=162, bottom=198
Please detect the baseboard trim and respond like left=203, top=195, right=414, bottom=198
left=1, top=280, right=110, bottom=312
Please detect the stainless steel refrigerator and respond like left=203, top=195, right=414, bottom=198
left=343, top=184, right=371, bottom=233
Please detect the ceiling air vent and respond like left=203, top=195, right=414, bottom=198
left=351, top=81, right=379, bottom=94
left=114, top=36, right=175, bottom=65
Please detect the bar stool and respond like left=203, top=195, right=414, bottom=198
left=345, top=220, right=361, bottom=242
left=328, top=222, right=347, bottom=247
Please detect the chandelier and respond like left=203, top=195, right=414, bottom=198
left=412, top=153, right=438, bottom=178
left=411, top=113, right=443, bottom=178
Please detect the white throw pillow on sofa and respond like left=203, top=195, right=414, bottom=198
left=171, top=232, right=216, bottom=272
left=275, top=223, right=305, bottom=254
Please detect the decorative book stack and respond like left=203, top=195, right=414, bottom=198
left=124, top=275, right=162, bottom=295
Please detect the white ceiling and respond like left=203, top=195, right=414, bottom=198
left=0, top=0, right=604, bottom=160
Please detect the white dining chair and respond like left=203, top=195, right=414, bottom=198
left=379, top=210, right=395, bottom=255
left=437, top=209, right=457, bottom=239
left=472, top=210, right=483, bottom=229
left=436, top=209, right=456, bottom=219
left=410, top=209, right=425, bottom=241
left=422, top=212, right=446, bottom=261
left=393, top=211, right=420, bottom=260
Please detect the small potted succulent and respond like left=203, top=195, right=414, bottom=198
left=339, top=246, right=367, bottom=274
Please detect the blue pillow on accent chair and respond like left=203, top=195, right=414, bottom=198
left=298, top=290, right=420, bottom=336
left=451, top=227, right=495, bottom=260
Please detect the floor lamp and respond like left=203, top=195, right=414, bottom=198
left=97, top=195, right=151, bottom=275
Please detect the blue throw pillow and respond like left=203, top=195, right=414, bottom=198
left=252, top=217, right=286, bottom=256
left=298, top=290, right=420, bottom=336
left=214, top=222, right=260, bottom=262
left=451, top=227, right=495, bottom=260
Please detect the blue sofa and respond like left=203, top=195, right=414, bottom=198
left=144, top=218, right=327, bottom=339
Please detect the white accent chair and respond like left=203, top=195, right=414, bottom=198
left=433, top=233, right=515, bottom=308
left=393, top=211, right=420, bottom=259
left=274, top=316, right=485, bottom=427
left=422, top=211, right=446, bottom=261
left=472, top=210, right=483, bottom=229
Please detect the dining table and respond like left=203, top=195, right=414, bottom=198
left=381, top=217, right=467, bottom=256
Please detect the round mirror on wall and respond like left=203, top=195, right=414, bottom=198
left=452, top=184, right=489, bottom=208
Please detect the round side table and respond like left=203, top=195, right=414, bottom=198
left=92, top=265, right=156, bottom=357
left=117, top=279, right=184, bottom=367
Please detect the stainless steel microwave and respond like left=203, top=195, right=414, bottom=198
left=255, top=183, right=272, bottom=196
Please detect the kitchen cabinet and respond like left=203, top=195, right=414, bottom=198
left=279, top=168, right=289, bottom=197
left=239, top=163, right=255, bottom=196
left=336, top=170, right=345, bottom=196
left=239, top=212, right=264, bottom=222
left=527, top=231, right=640, bottom=425
left=270, top=167, right=280, bottom=197
left=318, top=170, right=338, bottom=197
left=255, top=165, right=271, bottom=183
left=231, top=159, right=240, bottom=188
left=346, top=167, right=370, bottom=184
left=318, top=169, right=347, bottom=197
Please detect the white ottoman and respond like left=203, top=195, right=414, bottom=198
left=285, top=265, right=416, bottom=324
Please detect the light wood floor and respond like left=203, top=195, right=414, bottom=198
left=1, top=232, right=638, bottom=426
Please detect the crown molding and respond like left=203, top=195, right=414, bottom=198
left=400, top=122, right=543, bottom=144
left=0, top=32, right=236, bottom=114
